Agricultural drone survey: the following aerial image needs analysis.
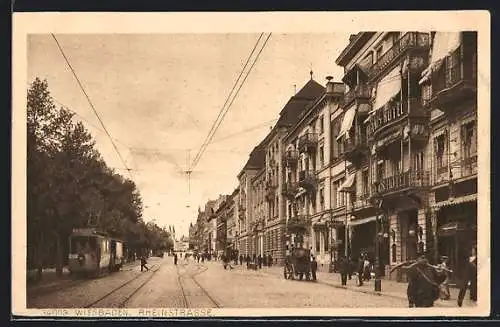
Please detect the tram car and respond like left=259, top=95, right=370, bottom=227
left=68, top=228, right=124, bottom=277
left=284, top=247, right=312, bottom=281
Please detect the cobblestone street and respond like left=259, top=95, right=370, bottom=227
left=27, top=257, right=477, bottom=309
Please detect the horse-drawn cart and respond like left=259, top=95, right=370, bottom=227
left=283, top=247, right=312, bottom=281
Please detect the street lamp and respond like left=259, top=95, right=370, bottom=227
left=374, top=199, right=384, bottom=292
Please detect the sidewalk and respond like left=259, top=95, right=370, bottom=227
left=223, top=262, right=476, bottom=308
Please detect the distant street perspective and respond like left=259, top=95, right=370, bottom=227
left=24, top=30, right=478, bottom=311
left=27, top=255, right=476, bottom=308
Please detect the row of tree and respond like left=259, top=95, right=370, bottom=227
left=27, top=78, right=174, bottom=280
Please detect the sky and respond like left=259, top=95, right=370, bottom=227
left=27, top=33, right=348, bottom=238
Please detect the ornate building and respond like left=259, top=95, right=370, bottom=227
left=421, top=31, right=477, bottom=283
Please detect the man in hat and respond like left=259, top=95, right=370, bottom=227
left=458, top=246, right=477, bottom=307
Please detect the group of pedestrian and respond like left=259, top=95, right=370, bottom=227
left=336, top=254, right=370, bottom=286
left=241, top=253, right=274, bottom=270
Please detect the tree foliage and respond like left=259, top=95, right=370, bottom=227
left=27, top=78, right=174, bottom=279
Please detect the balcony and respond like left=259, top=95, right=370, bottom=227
left=286, top=214, right=312, bottom=233
left=342, top=135, right=368, bottom=164
left=298, top=170, right=317, bottom=190
left=368, top=32, right=430, bottom=81
left=283, top=149, right=299, bottom=167
left=372, top=169, right=429, bottom=198
left=429, top=44, right=476, bottom=111
left=298, top=133, right=318, bottom=153
left=369, top=98, right=427, bottom=137
left=342, top=84, right=371, bottom=109
left=282, top=181, right=299, bottom=198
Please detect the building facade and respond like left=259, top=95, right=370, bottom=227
left=250, top=168, right=267, bottom=257
left=226, top=188, right=239, bottom=256
left=422, top=31, right=477, bottom=283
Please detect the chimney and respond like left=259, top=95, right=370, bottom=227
left=349, top=34, right=358, bottom=42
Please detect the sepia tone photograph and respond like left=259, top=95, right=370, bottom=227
left=12, top=12, right=490, bottom=318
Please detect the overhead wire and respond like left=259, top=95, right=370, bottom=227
left=189, top=32, right=266, bottom=170
left=51, top=33, right=134, bottom=180
left=190, top=33, right=272, bottom=171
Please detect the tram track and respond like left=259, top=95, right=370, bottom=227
left=84, top=264, right=161, bottom=308
left=176, top=263, right=221, bottom=308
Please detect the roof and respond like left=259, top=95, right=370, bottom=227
left=335, top=32, right=376, bottom=67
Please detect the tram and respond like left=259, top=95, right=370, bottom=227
left=68, top=228, right=124, bottom=277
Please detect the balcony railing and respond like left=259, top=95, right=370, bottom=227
left=298, top=170, right=317, bottom=188
left=368, top=32, right=430, bottom=81
left=284, top=149, right=299, bottom=166
left=430, top=44, right=476, bottom=107
left=298, top=133, right=318, bottom=152
left=372, top=169, right=429, bottom=196
left=287, top=214, right=312, bottom=232
left=343, top=84, right=371, bottom=108
left=343, top=135, right=368, bottom=154
left=352, top=193, right=372, bottom=211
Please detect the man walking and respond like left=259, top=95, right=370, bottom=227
left=338, top=255, right=348, bottom=286
left=140, top=255, right=150, bottom=272
left=174, top=253, right=178, bottom=265
left=458, top=246, right=477, bottom=307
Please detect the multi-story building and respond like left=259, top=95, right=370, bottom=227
left=336, top=31, right=433, bottom=279
left=263, top=78, right=327, bottom=265
left=213, top=194, right=229, bottom=257
left=237, top=143, right=266, bottom=257
left=203, top=200, right=217, bottom=256
left=250, top=167, right=267, bottom=257
left=226, top=188, right=239, bottom=256
left=420, top=31, right=477, bottom=283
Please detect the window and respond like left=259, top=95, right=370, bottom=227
left=362, top=169, right=369, bottom=195
left=331, top=117, right=341, bottom=160
left=332, top=178, right=345, bottom=208
left=319, top=187, right=325, bottom=211
left=319, top=115, right=324, bottom=134
left=376, top=47, right=383, bottom=61
left=462, top=121, right=477, bottom=158
left=434, top=134, right=447, bottom=172
left=315, top=230, right=321, bottom=252
left=319, top=145, right=324, bottom=167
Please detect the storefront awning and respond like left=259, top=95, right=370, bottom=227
left=336, top=107, right=357, bottom=141
left=438, top=221, right=474, bottom=237
left=419, top=32, right=461, bottom=84
left=372, top=66, right=401, bottom=113
left=295, top=187, right=307, bottom=198
left=338, top=173, right=356, bottom=192
left=348, top=216, right=377, bottom=227
left=432, top=194, right=477, bottom=210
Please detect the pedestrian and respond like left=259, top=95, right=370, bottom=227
left=338, top=255, right=348, bottom=286
left=239, top=255, right=243, bottom=266
left=246, top=255, right=250, bottom=268
left=174, top=253, right=178, bottom=265
left=458, top=246, right=477, bottom=307
left=268, top=254, right=273, bottom=267
left=406, top=252, right=444, bottom=308
left=347, top=256, right=353, bottom=280
left=436, top=256, right=452, bottom=300
left=357, top=254, right=364, bottom=286
left=258, top=254, right=263, bottom=269
left=311, top=256, right=318, bottom=281
left=140, top=255, right=150, bottom=272
left=363, top=254, right=371, bottom=281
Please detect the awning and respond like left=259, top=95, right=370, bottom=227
left=432, top=193, right=477, bottom=210
left=295, top=187, right=307, bottom=198
left=372, top=66, right=401, bottom=112
left=348, top=216, right=377, bottom=227
left=438, top=221, right=474, bottom=237
left=338, top=173, right=356, bottom=192
left=419, top=32, right=461, bottom=84
left=336, top=107, right=357, bottom=141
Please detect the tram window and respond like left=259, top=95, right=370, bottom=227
left=70, top=236, right=87, bottom=253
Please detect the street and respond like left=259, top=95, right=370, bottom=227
left=27, top=256, right=475, bottom=309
